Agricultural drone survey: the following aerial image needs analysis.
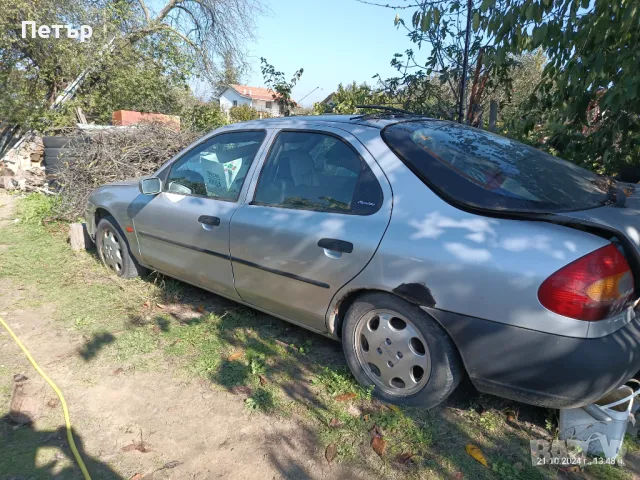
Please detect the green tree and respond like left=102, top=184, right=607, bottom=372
left=369, top=0, right=515, bottom=122
left=260, top=58, right=304, bottom=117
left=0, top=0, right=264, bottom=134
left=313, top=82, right=387, bottom=115
left=186, top=102, right=229, bottom=131
left=229, top=104, right=262, bottom=123
left=482, top=0, right=640, bottom=173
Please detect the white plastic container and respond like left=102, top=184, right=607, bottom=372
left=559, top=384, right=638, bottom=458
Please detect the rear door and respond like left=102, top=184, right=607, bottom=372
left=229, top=127, right=392, bottom=331
left=132, top=129, right=270, bottom=299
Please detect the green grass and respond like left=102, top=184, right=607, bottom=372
left=1, top=194, right=638, bottom=480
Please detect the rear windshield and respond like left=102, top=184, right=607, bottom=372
left=383, top=120, right=609, bottom=213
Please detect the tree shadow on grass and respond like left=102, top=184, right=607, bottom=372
left=77, top=332, right=116, bottom=361
left=0, top=413, right=122, bottom=480
left=96, top=275, right=608, bottom=479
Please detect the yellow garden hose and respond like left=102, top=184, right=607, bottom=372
left=0, top=314, right=92, bottom=480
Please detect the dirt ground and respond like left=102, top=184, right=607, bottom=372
left=0, top=195, right=376, bottom=479
left=1, top=192, right=639, bottom=480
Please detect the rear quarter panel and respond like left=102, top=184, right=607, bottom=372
left=333, top=127, right=611, bottom=338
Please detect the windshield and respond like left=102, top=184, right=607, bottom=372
left=383, top=120, right=609, bottom=213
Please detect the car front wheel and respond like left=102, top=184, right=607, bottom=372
left=342, top=292, right=463, bottom=408
left=96, top=216, right=147, bottom=279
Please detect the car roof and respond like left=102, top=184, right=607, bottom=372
left=225, top=114, right=432, bottom=130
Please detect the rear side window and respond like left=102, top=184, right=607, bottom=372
left=383, top=121, right=609, bottom=213
left=253, top=131, right=383, bottom=215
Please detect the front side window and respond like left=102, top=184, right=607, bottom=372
left=253, top=131, right=382, bottom=215
left=383, top=120, right=611, bottom=213
left=266, top=101, right=273, bottom=109
left=166, top=130, right=265, bottom=201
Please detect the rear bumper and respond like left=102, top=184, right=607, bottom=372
left=427, top=308, right=640, bottom=409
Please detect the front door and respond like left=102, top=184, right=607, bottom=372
left=132, top=129, right=269, bottom=299
left=230, top=128, right=392, bottom=331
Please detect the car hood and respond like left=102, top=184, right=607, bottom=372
left=104, top=178, right=140, bottom=187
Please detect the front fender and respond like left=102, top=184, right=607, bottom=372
left=85, top=184, right=146, bottom=265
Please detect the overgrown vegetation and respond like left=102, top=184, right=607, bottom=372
left=351, top=0, right=639, bottom=174
left=1, top=193, right=636, bottom=479
left=0, top=0, right=263, bottom=140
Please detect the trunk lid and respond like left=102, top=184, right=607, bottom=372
left=557, top=188, right=640, bottom=253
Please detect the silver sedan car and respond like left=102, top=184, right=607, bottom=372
left=85, top=114, right=640, bottom=409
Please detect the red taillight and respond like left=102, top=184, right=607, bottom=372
left=538, top=244, right=635, bottom=321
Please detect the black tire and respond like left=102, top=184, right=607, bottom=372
left=95, top=216, right=148, bottom=279
left=44, top=147, right=78, bottom=159
left=43, top=136, right=78, bottom=148
left=342, top=292, right=463, bottom=408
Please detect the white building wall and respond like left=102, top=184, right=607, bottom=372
left=219, top=88, right=251, bottom=112
left=252, top=99, right=281, bottom=117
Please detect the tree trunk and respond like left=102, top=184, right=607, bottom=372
left=489, top=101, right=498, bottom=132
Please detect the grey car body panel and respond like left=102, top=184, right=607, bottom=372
left=229, top=126, right=393, bottom=332
left=325, top=125, right=617, bottom=339
left=86, top=182, right=144, bottom=261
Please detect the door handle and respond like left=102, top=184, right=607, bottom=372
left=198, top=215, right=220, bottom=226
left=317, top=238, right=353, bottom=254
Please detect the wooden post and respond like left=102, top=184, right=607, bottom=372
left=69, top=223, right=91, bottom=251
left=489, top=100, right=498, bottom=132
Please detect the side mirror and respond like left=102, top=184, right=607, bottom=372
left=139, top=178, right=162, bottom=195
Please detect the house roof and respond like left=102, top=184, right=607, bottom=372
left=229, top=84, right=278, bottom=102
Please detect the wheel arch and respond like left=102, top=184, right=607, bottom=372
left=329, top=287, right=446, bottom=339
left=95, top=207, right=113, bottom=226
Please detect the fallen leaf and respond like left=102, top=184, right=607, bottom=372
left=121, top=442, right=151, bottom=453
left=372, top=436, right=386, bottom=456
left=329, top=418, right=344, bottom=428
left=143, top=301, right=150, bottom=308
left=560, top=466, right=580, bottom=473
left=158, top=460, right=182, bottom=470
left=196, top=304, right=205, bottom=313
left=363, top=414, right=370, bottom=421
left=388, top=404, right=401, bottom=413
left=397, top=452, right=413, bottom=464
left=275, top=339, right=289, bottom=348
left=228, top=351, right=243, bottom=361
left=335, top=392, right=357, bottom=402
left=259, top=375, right=268, bottom=386
left=449, top=472, right=464, bottom=480
left=130, top=474, right=143, bottom=480
left=112, top=368, right=124, bottom=375
left=46, top=398, right=60, bottom=409
left=325, top=443, right=337, bottom=463
left=369, top=425, right=382, bottom=437
left=230, top=386, right=253, bottom=396
left=155, top=303, right=166, bottom=309
left=465, top=444, right=488, bottom=467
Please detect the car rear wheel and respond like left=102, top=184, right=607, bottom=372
left=96, top=216, right=147, bottom=279
left=342, top=292, right=463, bottom=408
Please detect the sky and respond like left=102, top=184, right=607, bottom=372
left=197, top=0, right=417, bottom=106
